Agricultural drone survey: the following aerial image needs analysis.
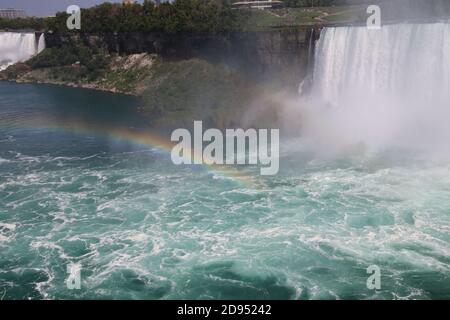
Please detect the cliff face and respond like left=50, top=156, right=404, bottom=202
left=45, top=28, right=317, bottom=89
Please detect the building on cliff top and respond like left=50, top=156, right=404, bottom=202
left=0, top=8, right=27, bottom=19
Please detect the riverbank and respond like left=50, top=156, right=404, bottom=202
left=0, top=50, right=284, bottom=131
left=0, top=53, right=157, bottom=96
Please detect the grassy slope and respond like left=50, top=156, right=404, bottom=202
left=1, top=50, right=280, bottom=130
left=1, top=53, right=157, bottom=95
left=241, top=5, right=367, bottom=30
left=140, top=59, right=256, bottom=129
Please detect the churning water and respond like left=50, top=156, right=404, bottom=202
left=0, top=81, right=449, bottom=299
left=1, top=22, right=450, bottom=300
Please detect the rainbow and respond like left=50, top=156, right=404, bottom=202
left=9, top=117, right=261, bottom=188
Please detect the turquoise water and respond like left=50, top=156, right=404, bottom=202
left=0, top=82, right=449, bottom=300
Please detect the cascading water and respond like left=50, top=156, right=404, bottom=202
left=298, top=28, right=316, bottom=96
left=0, top=32, right=46, bottom=71
left=313, top=23, right=450, bottom=104
left=37, top=34, right=46, bottom=54
left=303, top=22, right=450, bottom=155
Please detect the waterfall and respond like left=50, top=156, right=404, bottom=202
left=312, top=23, right=450, bottom=106
left=37, top=34, right=46, bottom=54
left=0, top=32, right=46, bottom=71
left=298, top=28, right=317, bottom=96
left=303, top=22, right=450, bottom=154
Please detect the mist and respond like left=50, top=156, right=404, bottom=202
left=275, top=21, right=450, bottom=159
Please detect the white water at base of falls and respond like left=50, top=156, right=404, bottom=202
left=0, top=32, right=46, bottom=71
left=303, top=22, right=450, bottom=155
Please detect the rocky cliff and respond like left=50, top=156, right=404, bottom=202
left=45, top=28, right=318, bottom=89
left=1, top=28, right=320, bottom=130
